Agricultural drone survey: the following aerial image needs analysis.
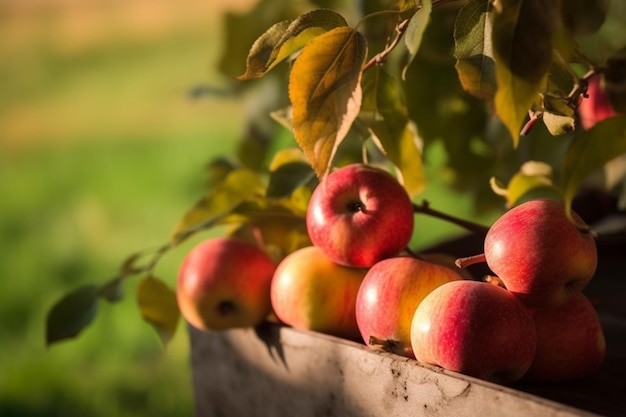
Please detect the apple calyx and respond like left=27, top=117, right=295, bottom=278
left=368, top=335, right=412, bottom=357
left=217, top=300, right=237, bottom=316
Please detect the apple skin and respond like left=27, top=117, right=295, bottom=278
left=578, top=75, right=618, bottom=130
left=411, top=280, right=537, bottom=384
left=176, top=237, right=276, bottom=331
left=484, top=198, right=597, bottom=310
left=524, top=293, right=606, bottom=383
left=270, top=245, right=367, bottom=340
left=355, top=256, right=464, bottom=358
left=306, top=163, right=414, bottom=268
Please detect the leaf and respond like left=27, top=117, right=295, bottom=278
left=237, top=9, right=348, bottom=80
left=266, top=161, right=316, bottom=198
left=289, top=26, right=367, bottom=179
left=492, top=0, right=557, bottom=145
left=171, top=169, right=266, bottom=244
left=490, top=161, right=560, bottom=207
left=402, top=0, right=432, bottom=80
left=562, top=116, right=626, bottom=222
left=136, top=276, right=180, bottom=345
left=453, top=0, right=497, bottom=100
left=361, top=67, right=425, bottom=196
left=543, top=112, right=575, bottom=136
left=46, top=285, right=99, bottom=346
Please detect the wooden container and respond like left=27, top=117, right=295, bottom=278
left=189, top=232, right=626, bottom=417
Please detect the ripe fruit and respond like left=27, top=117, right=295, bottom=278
left=306, top=163, right=414, bottom=268
left=483, top=198, right=597, bottom=310
left=270, top=245, right=367, bottom=340
left=176, top=237, right=276, bottom=331
left=524, top=293, right=606, bottom=383
left=411, top=280, right=537, bottom=384
left=355, top=256, right=464, bottom=358
left=578, top=75, right=618, bottom=130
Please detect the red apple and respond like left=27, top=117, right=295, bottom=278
left=306, top=163, right=414, bottom=268
left=355, top=256, right=464, bottom=358
left=270, top=245, right=367, bottom=340
left=524, top=293, right=606, bottom=383
left=177, top=237, right=276, bottom=331
left=411, top=280, right=537, bottom=384
left=578, top=75, right=618, bottom=130
left=483, top=198, right=597, bottom=310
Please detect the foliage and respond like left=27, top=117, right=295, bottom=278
left=45, top=0, right=626, bottom=346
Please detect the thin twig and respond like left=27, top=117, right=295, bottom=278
left=362, top=18, right=410, bottom=71
left=413, top=200, right=490, bottom=236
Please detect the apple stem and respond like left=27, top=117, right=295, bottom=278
left=455, top=253, right=487, bottom=269
left=412, top=200, right=490, bottom=236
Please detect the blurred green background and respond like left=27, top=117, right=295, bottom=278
left=0, top=1, right=254, bottom=416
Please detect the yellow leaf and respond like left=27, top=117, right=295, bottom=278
left=492, top=0, right=556, bottom=146
left=237, top=9, right=347, bottom=80
left=136, top=276, right=180, bottom=345
left=289, top=26, right=367, bottom=179
left=171, top=169, right=266, bottom=244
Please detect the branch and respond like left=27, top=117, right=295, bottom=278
left=362, top=18, right=410, bottom=71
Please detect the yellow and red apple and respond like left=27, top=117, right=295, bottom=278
left=177, top=237, right=276, bottom=331
left=355, top=256, right=464, bottom=358
left=270, top=245, right=367, bottom=340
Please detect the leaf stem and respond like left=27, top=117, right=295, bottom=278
left=362, top=18, right=410, bottom=71
left=412, top=200, right=490, bottom=235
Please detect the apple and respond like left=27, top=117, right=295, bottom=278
left=306, top=163, right=414, bottom=268
left=524, top=293, right=606, bottom=383
left=177, top=237, right=276, bottom=331
left=483, top=198, right=597, bottom=310
left=578, top=75, right=618, bottom=130
left=355, top=255, right=464, bottom=358
left=270, top=245, right=367, bottom=340
left=411, top=280, right=537, bottom=384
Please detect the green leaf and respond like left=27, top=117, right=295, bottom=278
left=266, top=161, right=316, bottom=198
left=402, top=0, right=432, bottom=80
left=562, top=116, right=626, bottom=222
left=171, top=169, right=267, bottom=244
left=289, top=26, right=367, bottom=179
left=492, top=0, right=557, bottom=145
left=361, top=67, right=425, bottom=196
left=490, top=161, right=560, bottom=207
left=237, top=9, right=348, bottom=80
left=136, top=276, right=180, bottom=345
left=453, top=0, right=497, bottom=100
left=46, top=285, right=99, bottom=346
left=543, top=112, right=575, bottom=136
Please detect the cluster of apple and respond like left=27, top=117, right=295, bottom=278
left=176, top=163, right=606, bottom=386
